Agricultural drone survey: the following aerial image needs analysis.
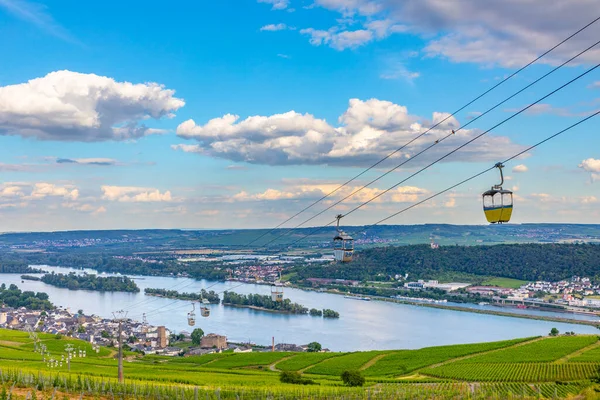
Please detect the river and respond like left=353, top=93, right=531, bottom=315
left=1, top=266, right=598, bottom=351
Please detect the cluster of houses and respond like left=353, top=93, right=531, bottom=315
left=522, top=277, right=600, bottom=308
left=0, top=306, right=325, bottom=357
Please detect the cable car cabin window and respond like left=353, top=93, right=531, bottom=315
left=502, top=192, right=513, bottom=206
left=482, top=190, right=513, bottom=224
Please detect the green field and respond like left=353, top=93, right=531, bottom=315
left=482, top=277, right=528, bottom=288
left=0, top=329, right=599, bottom=399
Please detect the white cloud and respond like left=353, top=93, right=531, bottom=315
left=174, top=98, right=526, bottom=167
left=364, top=19, right=408, bottom=38
left=30, top=183, right=78, bottom=200
left=380, top=63, right=420, bottom=82
left=56, top=157, right=118, bottom=166
left=308, top=0, right=600, bottom=67
left=101, top=186, right=173, bottom=202
left=260, top=23, right=288, bottom=31
left=579, top=158, right=600, bottom=182
left=62, top=202, right=106, bottom=215
left=0, top=70, right=185, bottom=141
left=231, top=182, right=428, bottom=204
left=579, top=158, right=600, bottom=172
left=315, top=0, right=383, bottom=16
left=512, top=164, right=528, bottom=173
left=0, top=185, right=25, bottom=198
left=581, top=196, right=597, bottom=204
left=300, top=28, right=374, bottom=50
left=258, top=0, right=289, bottom=10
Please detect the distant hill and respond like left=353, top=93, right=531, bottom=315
left=0, top=224, right=599, bottom=253
left=294, top=243, right=600, bottom=282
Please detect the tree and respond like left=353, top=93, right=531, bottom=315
left=550, top=327, right=559, bottom=336
left=279, top=371, right=315, bottom=385
left=306, top=342, right=322, bottom=352
left=341, top=370, right=365, bottom=387
left=191, top=328, right=204, bottom=345
left=78, top=309, right=84, bottom=315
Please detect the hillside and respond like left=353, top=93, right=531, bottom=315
left=0, top=329, right=598, bottom=399
left=292, top=243, right=600, bottom=282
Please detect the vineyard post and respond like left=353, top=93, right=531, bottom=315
left=112, top=310, right=128, bottom=383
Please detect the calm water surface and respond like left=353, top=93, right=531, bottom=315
left=1, top=266, right=598, bottom=351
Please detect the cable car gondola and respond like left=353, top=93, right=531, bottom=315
left=333, top=214, right=353, bottom=263
left=200, top=296, right=210, bottom=317
left=187, top=303, right=196, bottom=326
left=271, top=284, right=284, bottom=302
left=482, top=163, right=513, bottom=224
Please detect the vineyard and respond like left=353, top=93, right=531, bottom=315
left=0, top=329, right=598, bottom=399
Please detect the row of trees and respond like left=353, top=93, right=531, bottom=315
left=0, top=283, right=54, bottom=310
left=292, top=243, right=600, bottom=282
left=144, top=288, right=220, bottom=303
left=222, top=291, right=309, bottom=314
left=40, top=272, right=140, bottom=292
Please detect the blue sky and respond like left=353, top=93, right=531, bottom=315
left=0, top=0, right=599, bottom=231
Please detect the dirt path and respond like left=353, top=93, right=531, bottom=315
left=555, top=338, right=600, bottom=364
left=423, top=336, right=545, bottom=370
left=359, top=354, right=386, bottom=371
left=269, top=355, right=295, bottom=372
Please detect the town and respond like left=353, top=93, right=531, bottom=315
left=0, top=306, right=324, bottom=358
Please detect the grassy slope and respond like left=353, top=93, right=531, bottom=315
left=482, top=277, right=527, bottom=288
left=0, top=329, right=598, bottom=396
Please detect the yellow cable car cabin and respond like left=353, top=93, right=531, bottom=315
left=482, top=163, right=513, bottom=224
left=333, top=214, right=354, bottom=263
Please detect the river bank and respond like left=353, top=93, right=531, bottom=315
left=243, top=281, right=600, bottom=327
left=5, top=267, right=599, bottom=351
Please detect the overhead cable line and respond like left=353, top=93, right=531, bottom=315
left=118, top=17, right=600, bottom=313
left=135, top=281, right=248, bottom=320
left=362, top=110, right=600, bottom=229
left=279, top=61, right=600, bottom=248
left=259, top=37, right=600, bottom=248
left=244, top=16, right=600, bottom=247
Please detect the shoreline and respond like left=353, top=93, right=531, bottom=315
left=227, top=279, right=600, bottom=327
left=222, top=303, right=306, bottom=315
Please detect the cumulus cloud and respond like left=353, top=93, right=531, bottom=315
left=579, top=157, right=600, bottom=182
left=0, top=182, right=79, bottom=201
left=30, top=183, right=78, bottom=200
left=579, top=158, right=600, bottom=172
left=0, top=70, right=185, bottom=141
left=260, top=23, right=288, bottom=31
left=101, top=186, right=173, bottom=202
left=0, top=185, right=25, bottom=198
left=174, top=98, right=526, bottom=167
left=512, top=164, right=528, bottom=173
left=257, top=0, right=289, bottom=10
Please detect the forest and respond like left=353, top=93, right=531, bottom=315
left=290, top=243, right=600, bottom=282
left=222, top=291, right=309, bottom=314
left=40, top=273, right=140, bottom=292
left=144, top=288, right=220, bottom=303
left=0, top=284, right=54, bottom=310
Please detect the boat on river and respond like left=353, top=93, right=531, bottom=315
left=344, top=295, right=371, bottom=301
